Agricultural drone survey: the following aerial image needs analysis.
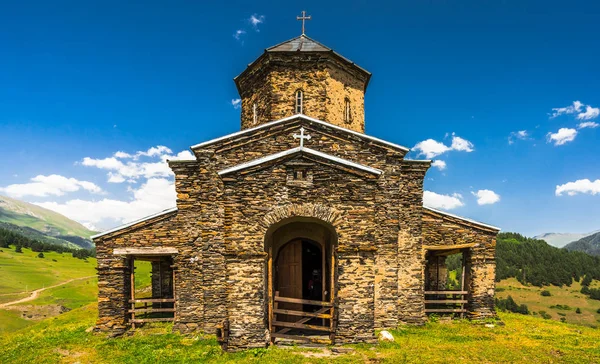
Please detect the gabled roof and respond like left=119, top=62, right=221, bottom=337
left=423, top=206, right=501, bottom=232
left=91, top=207, right=178, bottom=240
left=191, top=114, right=409, bottom=153
left=235, top=35, right=371, bottom=90
left=218, top=146, right=383, bottom=177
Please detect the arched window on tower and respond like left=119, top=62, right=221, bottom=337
left=295, top=90, right=303, bottom=114
left=344, top=98, right=351, bottom=124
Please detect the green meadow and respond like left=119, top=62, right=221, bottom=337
left=0, top=303, right=599, bottom=363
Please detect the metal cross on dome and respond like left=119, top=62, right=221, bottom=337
left=293, top=127, right=311, bottom=147
left=296, top=11, right=311, bottom=35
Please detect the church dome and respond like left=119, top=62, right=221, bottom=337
left=234, top=35, right=371, bottom=133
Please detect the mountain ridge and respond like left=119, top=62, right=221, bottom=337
left=564, top=231, right=600, bottom=256
left=533, top=230, right=600, bottom=248
left=0, top=195, right=95, bottom=249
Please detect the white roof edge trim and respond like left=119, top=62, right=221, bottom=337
left=217, top=146, right=383, bottom=176
left=191, top=114, right=409, bottom=152
left=91, top=207, right=178, bottom=239
left=423, top=206, right=501, bottom=231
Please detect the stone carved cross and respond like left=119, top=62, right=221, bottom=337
left=293, top=127, right=311, bottom=147
left=296, top=11, right=311, bottom=35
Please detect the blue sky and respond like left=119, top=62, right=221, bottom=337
left=0, top=1, right=599, bottom=236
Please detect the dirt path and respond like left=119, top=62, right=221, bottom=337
left=0, top=276, right=95, bottom=308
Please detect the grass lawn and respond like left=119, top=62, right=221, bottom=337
left=1, top=303, right=599, bottom=363
left=0, top=246, right=97, bottom=294
left=496, top=278, right=600, bottom=327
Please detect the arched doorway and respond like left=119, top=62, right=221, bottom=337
left=264, top=217, right=337, bottom=343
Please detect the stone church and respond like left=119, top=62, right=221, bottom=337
left=93, top=32, right=499, bottom=351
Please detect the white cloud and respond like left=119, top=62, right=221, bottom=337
left=35, top=178, right=177, bottom=230
left=0, top=174, right=103, bottom=198
left=81, top=146, right=194, bottom=183
left=450, top=133, right=474, bottom=152
left=249, top=14, right=265, bottom=31
left=578, top=121, right=599, bottom=129
left=508, top=130, right=529, bottom=144
left=471, top=189, right=500, bottom=205
left=550, top=100, right=583, bottom=118
left=577, top=105, right=600, bottom=120
left=550, top=100, right=599, bottom=120
left=114, top=151, right=132, bottom=159
left=413, top=133, right=474, bottom=158
left=231, top=98, right=242, bottom=109
left=546, top=128, right=577, bottom=146
left=431, top=160, right=446, bottom=170
left=555, top=179, right=600, bottom=196
left=423, top=191, right=464, bottom=210
left=233, top=29, right=246, bottom=41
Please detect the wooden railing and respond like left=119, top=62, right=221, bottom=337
left=128, top=298, right=176, bottom=325
left=270, top=291, right=336, bottom=344
left=424, top=291, right=468, bottom=317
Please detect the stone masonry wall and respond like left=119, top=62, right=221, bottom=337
left=237, top=54, right=368, bottom=132
left=421, top=208, right=498, bottom=319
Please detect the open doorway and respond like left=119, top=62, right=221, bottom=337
left=265, top=218, right=337, bottom=343
left=424, top=249, right=469, bottom=318
left=128, top=255, right=175, bottom=328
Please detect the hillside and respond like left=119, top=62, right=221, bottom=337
left=0, top=195, right=95, bottom=249
left=1, top=304, right=599, bottom=363
left=533, top=230, right=599, bottom=248
left=564, top=231, right=600, bottom=256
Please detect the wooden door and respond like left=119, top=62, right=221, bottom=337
left=276, top=239, right=302, bottom=322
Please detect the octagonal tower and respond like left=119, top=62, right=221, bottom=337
left=234, top=35, right=371, bottom=133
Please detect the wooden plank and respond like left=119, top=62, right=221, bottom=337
left=131, top=317, right=175, bottom=323
left=461, top=255, right=466, bottom=319
left=268, top=246, right=273, bottom=343
left=423, top=243, right=475, bottom=251
left=424, top=291, right=468, bottom=295
left=114, top=247, right=178, bottom=255
left=128, top=308, right=176, bottom=313
left=425, top=308, right=467, bottom=313
left=129, top=298, right=176, bottom=303
left=330, top=246, right=336, bottom=342
left=424, top=300, right=467, bottom=304
left=273, top=308, right=332, bottom=319
left=276, top=307, right=329, bottom=336
left=273, top=321, right=332, bottom=332
left=130, top=258, right=135, bottom=329
left=274, top=296, right=333, bottom=307
left=270, top=333, right=332, bottom=345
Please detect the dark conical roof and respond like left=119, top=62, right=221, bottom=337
left=234, top=34, right=371, bottom=91
left=266, top=34, right=332, bottom=52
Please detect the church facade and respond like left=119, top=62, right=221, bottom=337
left=93, top=35, right=499, bottom=351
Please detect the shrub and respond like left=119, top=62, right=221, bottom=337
left=557, top=312, right=566, bottom=317
left=597, top=308, right=600, bottom=314
left=15, top=245, right=22, bottom=253
left=576, top=308, right=582, bottom=314
left=52, top=259, right=57, bottom=262
left=37, top=252, right=44, bottom=258
left=581, top=286, right=590, bottom=294
left=495, top=287, right=505, bottom=292
left=539, top=311, right=552, bottom=319
left=540, top=290, right=551, bottom=297
left=560, top=317, right=566, bottom=323
left=550, top=304, right=571, bottom=310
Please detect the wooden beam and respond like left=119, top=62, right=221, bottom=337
left=129, top=298, right=176, bottom=303
left=131, top=317, right=175, bottom=323
left=272, top=321, right=332, bottom=332
left=128, top=308, right=176, bottom=313
left=424, top=291, right=468, bottom=295
left=270, top=333, right=332, bottom=345
left=114, top=247, right=178, bottom=255
left=424, top=243, right=475, bottom=251
left=268, top=246, right=273, bottom=343
left=273, top=309, right=332, bottom=319
left=424, top=300, right=467, bottom=304
left=425, top=308, right=467, bottom=313
left=274, top=296, right=333, bottom=307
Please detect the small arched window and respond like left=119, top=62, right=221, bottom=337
left=344, top=98, right=351, bottom=124
left=253, top=103, right=258, bottom=124
left=295, top=90, right=303, bottom=114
